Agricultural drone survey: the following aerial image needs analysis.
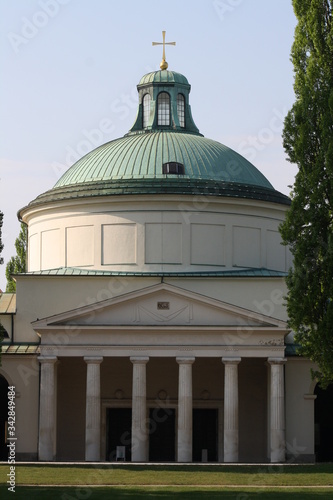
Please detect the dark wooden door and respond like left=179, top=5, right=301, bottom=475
left=192, top=408, right=218, bottom=462
left=315, top=384, right=333, bottom=462
left=106, top=408, right=132, bottom=461
left=0, top=376, right=9, bottom=460
left=149, top=407, right=175, bottom=461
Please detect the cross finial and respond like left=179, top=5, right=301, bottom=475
left=152, top=31, right=176, bottom=70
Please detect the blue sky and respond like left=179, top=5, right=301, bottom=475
left=0, top=0, right=298, bottom=288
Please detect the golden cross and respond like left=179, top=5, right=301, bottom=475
left=152, top=31, right=176, bottom=70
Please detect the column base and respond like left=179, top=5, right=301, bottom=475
left=224, top=429, right=239, bottom=462
left=177, top=434, right=192, bottom=463
left=131, top=442, right=149, bottom=462
left=85, top=429, right=101, bottom=462
left=270, top=429, right=286, bottom=462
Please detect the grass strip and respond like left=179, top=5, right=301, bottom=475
left=0, top=463, right=332, bottom=487
left=1, top=485, right=333, bottom=499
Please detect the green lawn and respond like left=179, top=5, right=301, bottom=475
left=1, top=485, right=333, bottom=499
left=0, top=463, right=333, bottom=499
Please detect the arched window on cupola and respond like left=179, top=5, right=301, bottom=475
left=177, top=94, right=185, bottom=128
left=142, top=94, right=151, bottom=128
left=157, top=92, right=170, bottom=126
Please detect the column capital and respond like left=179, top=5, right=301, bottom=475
left=130, top=356, right=149, bottom=364
left=267, top=357, right=287, bottom=365
left=84, top=356, right=103, bottom=364
left=222, top=357, right=241, bottom=365
left=38, top=356, right=58, bottom=364
left=176, top=357, right=195, bottom=365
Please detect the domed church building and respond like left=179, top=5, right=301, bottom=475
left=0, top=39, right=320, bottom=463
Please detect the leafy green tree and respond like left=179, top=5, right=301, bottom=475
left=280, top=0, right=333, bottom=387
left=0, top=211, right=4, bottom=360
left=0, top=211, right=3, bottom=267
left=6, top=223, right=27, bottom=292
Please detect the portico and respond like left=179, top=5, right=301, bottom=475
left=34, top=282, right=288, bottom=463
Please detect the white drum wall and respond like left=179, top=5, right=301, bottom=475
left=22, top=195, right=291, bottom=273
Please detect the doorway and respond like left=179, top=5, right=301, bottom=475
left=193, top=408, right=218, bottom=462
left=0, top=375, right=9, bottom=460
left=315, top=383, right=333, bottom=461
left=106, top=408, right=132, bottom=461
left=149, top=407, right=175, bottom=461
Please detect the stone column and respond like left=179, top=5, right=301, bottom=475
left=268, top=357, right=286, bottom=462
left=176, top=357, right=195, bottom=462
left=38, top=356, right=58, bottom=461
left=222, top=357, right=241, bottom=462
left=130, top=357, right=149, bottom=462
left=84, top=356, right=103, bottom=461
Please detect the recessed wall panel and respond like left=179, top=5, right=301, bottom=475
left=66, top=226, right=94, bottom=267
left=191, top=223, right=225, bottom=265
left=41, top=229, right=61, bottom=270
left=233, top=226, right=261, bottom=268
left=29, top=233, right=39, bottom=272
left=267, top=230, right=286, bottom=271
left=102, top=224, right=136, bottom=265
left=145, top=223, right=182, bottom=264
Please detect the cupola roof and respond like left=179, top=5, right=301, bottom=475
left=138, top=70, right=189, bottom=86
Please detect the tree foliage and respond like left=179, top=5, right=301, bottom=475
left=280, top=0, right=333, bottom=387
left=0, top=211, right=3, bottom=266
left=0, top=212, right=4, bottom=360
left=6, top=223, right=27, bottom=292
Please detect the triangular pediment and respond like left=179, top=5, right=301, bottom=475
left=32, top=283, right=287, bottom=330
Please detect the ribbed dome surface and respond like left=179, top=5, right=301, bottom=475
left=54, top=132, right=273, bottom=190
left=138, top=70, right=189, bottom=86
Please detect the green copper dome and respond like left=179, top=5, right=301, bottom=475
left=54, top=132, right=273, bottom=189
left=22, top=69, right=290, bottom=209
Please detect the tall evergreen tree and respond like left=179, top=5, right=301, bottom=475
left=0, top=212, right=4, bottom=360
left=6, top=223, right=27, bottom=293
left=280, top=0, right=333, bottom=387
left=0, top=211, right=3, bottom=267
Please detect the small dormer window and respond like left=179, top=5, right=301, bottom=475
left=143, top=94, right=151, bottom=128
left=177, top=94, right=185, bottom=127
left=162, top=162, right=185, bottom=175
left=157, top=92, right=170, bottom=126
